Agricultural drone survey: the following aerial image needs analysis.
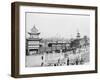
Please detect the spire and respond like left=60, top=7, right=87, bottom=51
left=31, top=25, right=38, bottom=33
left=76, top=29, right=80, bottom=39
left=28, top=25, right=40, bottom=36
left=28, top=25, right=41, bottom=39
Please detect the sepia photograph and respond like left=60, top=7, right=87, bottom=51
left=25, top=12, right=90, bottom=67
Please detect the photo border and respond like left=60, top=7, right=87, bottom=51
left=11, top=2, right=98, bottom=78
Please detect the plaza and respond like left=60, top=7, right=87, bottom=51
left=26, top=26, right=90, bottom=67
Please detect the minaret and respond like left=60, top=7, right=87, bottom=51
left=26, top=25, right=41, bottom=55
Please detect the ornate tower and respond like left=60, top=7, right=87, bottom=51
left=75, top=30, right=81, bottom=48
left=76, top=30, right=80, bottom=40
left=26, top=25, right=41, bottom=55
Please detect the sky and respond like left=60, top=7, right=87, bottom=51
left=26, top=12, right=90, bottom=39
